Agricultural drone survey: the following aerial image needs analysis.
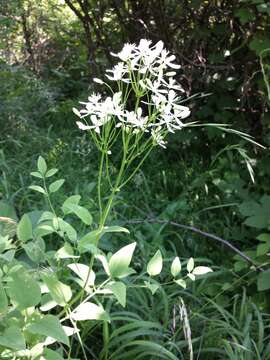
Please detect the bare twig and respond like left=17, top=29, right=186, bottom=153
left=127, top=218, right=262, bottom=271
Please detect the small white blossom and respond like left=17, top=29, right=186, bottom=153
left=106, top=63, right=129, bottom=82
left=111, top=43, right=136, bottom=61
left=151, top=127, right=167, bottom=148
left=125, top=108, right=148, bottom=130
left=76, top=121, right=92, bottom=131
left=93, top=78, right=104, bottom=84
left=159, top=50, right=181, bottom=69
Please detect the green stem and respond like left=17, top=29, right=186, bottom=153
left=102, top=321, right=109, bottom=360
left=120, top=145, right=153, bottom=189
left=98, top=151, right=105, bottom=219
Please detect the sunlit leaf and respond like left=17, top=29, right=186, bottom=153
left=41, top=273, right=72, bottom=307
left=187, top=258, right=194, bottom=273
left=107, top=281, right=126, bottom=307
left=37, top=156, right=47, bottom=175
left=58, top=218, right=77, bottom=242
left=17, top=214, right=32, bottom=242
left=62, top=195, right=81, bottom=215
left=56, top=242, right=79, bottom=259
left=192, top=266, right=213, bottom=275
left=45, top=168, right=58, bottom=178
left=68, top=263, right=95, bottom=287
left=71, top=302, right=110, bottom=321
left=49, top=179, right=65, bottom=193
left=171, top=257, right=181, bottom=277
left=29, top=185, right=47, bottom=195
left=174, top=279, right=186, bottom=289
left=144, top=281, right=160, bottom=295
left=147, top=250, right=163, bottom=276
left=109, top=242, right=136, bottom=278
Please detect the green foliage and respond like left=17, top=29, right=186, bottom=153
left=1, top=1, right=270, bottom=358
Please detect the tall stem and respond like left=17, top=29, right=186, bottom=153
left=98, top=151, right=105, bottom=219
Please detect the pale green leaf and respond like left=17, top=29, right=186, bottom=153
left=29, top=185, right=47, bottom=195
left=62, top=195, right=81, bottom=215
left=37, top=156, right=47, bottom=175
left=64, top=203, right=92, bottom=225
left=0, top=326, right=25, bottom=350
left=49, top=179, right=65, bottom=193
left=68, top=263, right=95, bottom=286
left=78, top=229, right=100, bottom=251
left=71, top=302, right=110, bottom=321
left=8, top=271, right=41, bottom=310
left=34, top=224, right=55, bottom=238
left=258, top=269, right=270, bottom=291
left=187, top=273, right=196, bottom=281
left=103, top=225, right=129, bottom=234
left=41, top=273, right=72, bottom=307
left=45, top=168, right=58, bottom=178
left=257, top=233, right=270, bottom=242
left=96, top=254, right=110, bottom=276
left=0, top=282, right=8, bottom=313
left=42, top=349, right=64, bottom=360
left=23, top=237, right=45, bottom=263
left=171, top=257, right=181, bottom=277
left=144, top=281, right=160, bottom=295
left=147, top=250, right=163, bottom=276
left=187, top=258, right=194, bottom=273
left=40, top=293, right=57, bottom=312
left=107, top=281, right=126, bottom=307
left=109, top=242, right=136, bottom=278
left=174, top=279, right=186, bottom=289
left=56, top=243, right=79, bottom=259
left=31, top=171, right=43, bottom=179
left=192, top=266, right=213, bottom=275
left=28, top=315, right=69, bottom=346
left=257, top=242, right=270, bottom=256
left=78, top=226, right=129, bottom=252
left=38, top=211, right=55, bottom=223
left=58, top=218, right=77, bottom=242
left=17, top=214, right=32, bottom=242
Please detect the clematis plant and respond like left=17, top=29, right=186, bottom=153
left=73, top=39, right=192, bottom=231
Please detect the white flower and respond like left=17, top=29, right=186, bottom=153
left=162, top=77, right=184, bottom=92
left=158, top=112, right=176, bottom=133
left=73, top=107, right=82, bottom=117
left=137, top=39, right=152, bottom=54
left=159, top=49, right=181, bottom=69
left=125, top=108, right=148, bottom=130
left=151, top=127, right=167, bottom=148
left=112, top=43, right=136, bottom=61
left=76, top=121, right=92, bottom=131
left=151, top=93, right=167, bottom=110
left=174, top=104, right=191, bottom=119
left=106, top=63, right=129, bottom=82
left=167, top=90, right=178, bottom=106
left=145, top=79, right=167, bottom=95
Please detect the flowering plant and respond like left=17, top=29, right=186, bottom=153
left=6, top=39, right=267, bottom=359
left=72, top=39, right=194, bottom=240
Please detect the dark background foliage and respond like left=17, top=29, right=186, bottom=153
left=0, top=1, right=270, bottom=358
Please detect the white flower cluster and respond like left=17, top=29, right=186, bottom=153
left=73, top=39, right=190, bottom=148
